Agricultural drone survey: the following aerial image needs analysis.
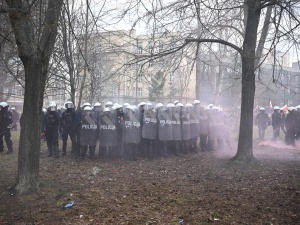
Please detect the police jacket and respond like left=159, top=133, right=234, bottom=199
left=255, top=112, right=269, bottom=129
left=0, top=108, right=13, bottom=130
left=271, top=111, right=281, bottom=128
left=285, top=111, right=296, bottom=130
left=43, top=111, right=61, bottom=131
left=61, top=109, right=76, bottom=128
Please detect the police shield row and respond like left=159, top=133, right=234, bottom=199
left=255, top=106, right=300, bottom=146
left=43, top=100, right=232, bottom=160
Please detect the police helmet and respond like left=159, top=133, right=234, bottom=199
left=94, top=102, right=101, bottom=107
left=11, top=107, right=15, bottom=110
left=105, top=101, right=113, bottom=107
left=49, top=101, right=57, bottom=111
left=259, top=107, right=265, bottom=111
left=138, top=102, right=146, bottom=107
left=65, top=101, right=74, bottom=109
left=176, top=103, right=183, bottom=107
left=185, top=103, right=193, bottom=108
left=0, top=102, right=9, bottom=108
left=103, top=107, right=110, bottom=112
left=288, top=106, right=295, bottom=111
left=113, top=103, right=122, bottom=109
left=193, top=100, right=201, bottom=105
left=167, top=103, right=175, bottom=108
left=155, top=103, right=164, bottom=109
left=208, top=104, right=214, bottom=108
left=273, top=106, right=280, bottom=110
left=82, top=102, right=91, bottom=107
left=83, top=106, right=93, bottom=111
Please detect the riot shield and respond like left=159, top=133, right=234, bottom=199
left=181, top=106, right=191, bottom=141
left=157, top=106, right=172, bottom=141
left=142, top=107, right=157, bottom=140
left=99, top=110, right=118, bottom=147
left=172, top=105, right=181, bottom=140
left=123, top=106, right=141, bottom=144
left=199, top=108, right=209, bottom=135
left=80, top=113, right=98, bottom=146
left=190, top=106, right=200, bottom=139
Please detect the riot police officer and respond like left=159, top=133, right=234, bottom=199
left=43, top=101, right=61, bottom=158
left=271, top=106, right=281, bottom=141
left=79, top=106, right=98, bottom=159
left=60, top=101, right=76, bottom=156
left=0, top=102, right=13, bottom=154
left=255, top=107, right=269, bottom=141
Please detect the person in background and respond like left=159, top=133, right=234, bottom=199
left=0, top=102, right=13, bottom=154
left=43, top=101, right=61, bottom=158
left=271, top=106, right=281, bottom=141
left=255, top=107, right=269, bottom=141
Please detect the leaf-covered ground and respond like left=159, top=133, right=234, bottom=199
left=0, top=130, right=300, bottom=225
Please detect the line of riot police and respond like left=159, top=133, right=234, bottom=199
left=42, top=100, right=232, bottom=160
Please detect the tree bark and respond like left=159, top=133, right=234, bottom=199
left=231, top=0, right=261, bottom=163
left=5, top=0, right=63, bottom=194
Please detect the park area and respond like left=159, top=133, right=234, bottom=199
left=0, top=129, right=300, bottom=225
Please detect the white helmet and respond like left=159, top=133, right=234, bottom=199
left=113, top=103, right=122, bottom=109
left=174, top=100, right=179, bottom=105
left=260, top=107, right=265, bottom=111
left=105, top=101, right=113, bottom=107
left=0, top=102, right=9, bottom=108
left=167, top=103, right=175, bottom=108
left=93, top=102, right=101, bottom=107
left=49, top=101, right=57, bottom=111
left=82, top=102, right=91, bottom=107
left=83, top=106, right=93, bottom=111
left=42, top=108, right=47, bottom=113
left=49, top=101, right=56, bottom=107
left=155, top=103, right=164, bottom=109
left=273, top=106, right=280, bottom=110
left=288, top=106, right=295, bottom=111
left=208, top=104, right=214, bottom=108
left=193, top=100, right=201, bottom=105
left=65, top=101, right=74, bottom=109
left=138, top=102, right=146, bottom=107
left=185, top=103, right=193, bottom=108
left=123, top=103, right=130, bottom=108
left=103, top=107, right=110, bottom=112
left=11, top=107, right=15, bottom=110
left=176, top=103, right=183, bottom=107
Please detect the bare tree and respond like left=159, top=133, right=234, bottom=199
left=119, top=0, right=300, bottom=163
left=0, top=0, right=63, bottom=194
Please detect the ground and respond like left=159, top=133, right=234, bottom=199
left=0, top=129, right=300, bottom=225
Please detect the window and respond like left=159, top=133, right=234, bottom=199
left=138, top=74, right=142, bottom=82
left=136, top=43, right=143, bottom=54
left=148, top=41, right=154, bottom=54
left=287, top=74, right=291, bottom=81
left=295, top=87, right=299, bottom=94
left=137, top=88, right=142, bottom=97
left=126, top=86, right=130, bottom=96
left=148, top=74, right=152, bottom=81
left=296, top=76, right=299, bottom=82
left=287, top=88, right=291, bottom=94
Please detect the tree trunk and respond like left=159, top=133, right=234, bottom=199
left=5, top=0, right=63, bottom=194
left=231, top=0, right=261, bottom=163
left=15, top=59, right=47, bottom=194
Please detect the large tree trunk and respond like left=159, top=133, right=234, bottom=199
left=5, top=0, right=63, bottom=194
left=15, top=59, right=47, bottom=194
left=231, top=0, right=261, bottom=163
